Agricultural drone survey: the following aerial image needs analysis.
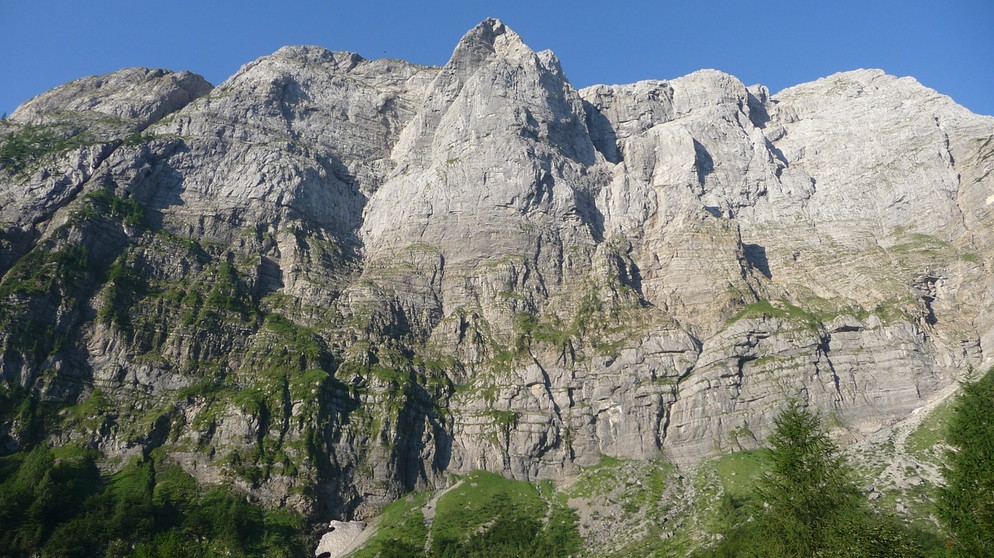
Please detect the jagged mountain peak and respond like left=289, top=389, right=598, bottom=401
left=439, top=18, right=557, bottom=84
left=451, top=18, right=526, bottom=62
left=385, top=19, right=591, bottom=173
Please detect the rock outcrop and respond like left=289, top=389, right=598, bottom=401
left=315, top=520, right=367, bottom=558
left=1, top=18, right=992, bottom=520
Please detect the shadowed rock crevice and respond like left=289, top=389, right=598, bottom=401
left=742, top=243, right=771, bottom=279
left=582, top=98, right=622, bottom=163
left=693, top=139, right=715, bottom=186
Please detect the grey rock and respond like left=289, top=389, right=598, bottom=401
left=2, top=18, right=993, bottom=523
left=315, top=520, right=367, bottom=558
left=11, top=67, right=212, bottom=130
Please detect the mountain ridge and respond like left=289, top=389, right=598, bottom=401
left=1, top=19, right=992, bottom=546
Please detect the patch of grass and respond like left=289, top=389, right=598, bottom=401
left=205, top=260, right=253, bottom=315
left=712, top=449, right=769, bottom=500
left=348, top=492, right=431, bottom=558
left=97, top=256, right=146, bottom=333
left=261, top=313, right=324, bottom=364
left=693, top=450, right=772, bottom=541
left=562, top=455, right=625, bottom=499
left=431, top=470, right=545, bottom=550
left=122, top=131, right=159, bottom=147
left=727, top=299, right=821, bottom=329
left=905, top=398, right=956, bottom=461
left=154, top=228, right=204, bottom=253
left=63, top=389, right=112, bottom=429
left=486, top=409, right=520, bottom=429
left=868, top=298, right=914, bottom=324
left=289, top=368, right=330, bottom=401
left=887, top=233, right=951, bottom=256
left=429, top=470, right=580, bottom=558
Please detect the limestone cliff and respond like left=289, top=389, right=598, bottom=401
left=1, top=18, right=992, bottom=520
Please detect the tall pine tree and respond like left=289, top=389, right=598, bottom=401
left=756, top=402, right=862, bottom=557
left=938, top=368, right=994, bottom=556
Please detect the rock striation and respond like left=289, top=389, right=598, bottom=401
left=1, top=18, right=993, bottom=520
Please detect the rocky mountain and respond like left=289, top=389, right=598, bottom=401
left=1, top=16, right=992, bottom=539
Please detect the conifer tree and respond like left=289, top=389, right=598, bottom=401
left=756, top=401, right=862, bottom=557
left=938, top=368, right=994, bottom=556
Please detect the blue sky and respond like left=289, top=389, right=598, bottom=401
left=2, top=0, right=992, bottom=117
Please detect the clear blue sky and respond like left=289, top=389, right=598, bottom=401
left=2, top=0, right=992, bottom=117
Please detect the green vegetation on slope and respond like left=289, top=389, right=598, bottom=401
left=0, top=446, right=307, bottom=557
left=430, top=470, right=579, bottom=558
left=0, top=242, right=93, bottom=363
left=0, top=124, right=92, bottom=174
left=938, top=368, right=994, bottom=556
left=905, top=397, right=956, bottom=461
left=349, top=470, right=581, bottom=558
left=347, top=492, right=431, bottom=558
left=694, top=403, right=945, bottom=558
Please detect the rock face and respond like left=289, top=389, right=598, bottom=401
left=1, top=18, right=993, bottom=519
left=11, top=67, right=213, bottom=130
left=315, top=520, right=367, bottom=558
